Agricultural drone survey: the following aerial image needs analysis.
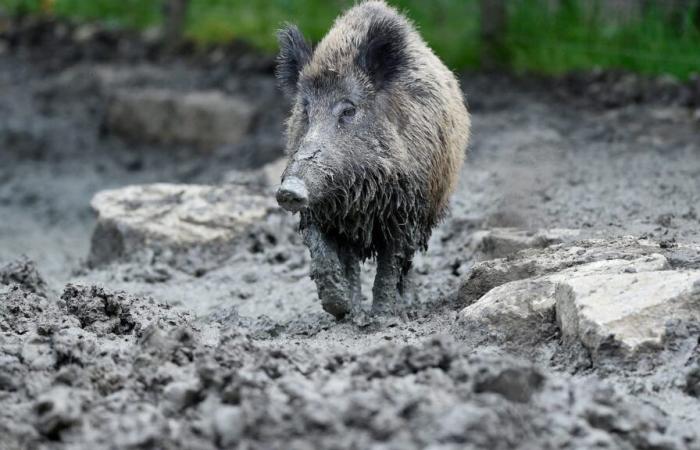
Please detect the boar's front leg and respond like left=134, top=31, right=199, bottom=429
left=303, top=224, right=361, bottom=319
left=372, top=245, right=410, bottom=316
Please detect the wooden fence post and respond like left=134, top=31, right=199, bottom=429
left=163, top=0, right=189, bottom=52
left=480, top=0, right=509, bottom=70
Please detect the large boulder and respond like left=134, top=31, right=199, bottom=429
left=88, top=183, right=277, bottom=272
left=106, top=89, right=255, bottom=149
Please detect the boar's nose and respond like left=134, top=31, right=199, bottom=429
left=276, top=177, right=309, bottom=212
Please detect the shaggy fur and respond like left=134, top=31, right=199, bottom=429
left=277, top=1, right=470, bottom=296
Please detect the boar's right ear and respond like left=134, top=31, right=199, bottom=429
left=356, top=17, right=408, bottom=91
left=276, top=24, right=312, bottom=96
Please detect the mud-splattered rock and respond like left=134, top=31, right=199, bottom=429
left=88, top=183, right=276, bottom=272
left=106, top=88, right=255, bottom=149
left=460, top=278, right=558, bottom=342
left=459, top=237, right=661, bottom=305
left=556, top=270, right=700, bottom=360
left=473, top=228, right=580, bottom=259
left=459, top=254, right=669, bottom=343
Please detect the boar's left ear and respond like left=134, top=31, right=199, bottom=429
left=276, top=24, right=313, bottom=96
left=356, top=17, right=408, bottom=91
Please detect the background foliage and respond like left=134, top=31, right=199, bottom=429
left=1, top=0, right=699, bottom=78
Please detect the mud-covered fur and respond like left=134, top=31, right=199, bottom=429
left=276, top=1, right=470, bottom=315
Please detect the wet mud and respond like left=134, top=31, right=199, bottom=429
left=1, top=21, right=700, bottom=449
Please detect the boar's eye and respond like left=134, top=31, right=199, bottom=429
left=336, top=101, right=356, bottom=125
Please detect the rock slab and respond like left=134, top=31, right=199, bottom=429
left=89, top=183, right=276, bottom=272
left=473, top=227, right=580, bottom=259
left=459, top=236, right=661, bottom=305
left=106, top=89, right=255, bottom=149
left=556, top=270, right=700, bottom=358
left=460, top=254, right=669, bottom=343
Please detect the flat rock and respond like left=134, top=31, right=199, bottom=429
left=459, top=236, right=660, bottom=305
left=106, top=88, right=255, bottom=149
left=89, top=183, right=276, bottom=272
left=459, top=254, right=669, bottom=342
left=473, top=228, right=580, bottom=259
left=556, top=270, right=700, bottom=359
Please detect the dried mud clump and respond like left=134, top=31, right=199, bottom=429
left=0, top=258, right=48, bottom=296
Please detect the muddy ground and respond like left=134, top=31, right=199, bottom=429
left=1, top=21, right=700, bottom=450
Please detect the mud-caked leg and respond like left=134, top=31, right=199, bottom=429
left=338, top=248, right=362, bottom=314
left=398, top=267, right=417, bottom=308
left=303, top=224, right=361, bottom=319
left=371, top=246, right=410, bottom=316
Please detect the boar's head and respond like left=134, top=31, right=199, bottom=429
left=274, top=18, right=411, bottom=217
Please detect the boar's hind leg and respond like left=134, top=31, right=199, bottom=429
left=372, top=247, right=409, bottom=316
left=303, top=225, right=359, bottom=319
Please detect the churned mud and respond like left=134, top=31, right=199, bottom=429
left=1, top=20, right=700, bottom=449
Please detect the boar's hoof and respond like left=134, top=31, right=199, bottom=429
left=276, top=177, right=308, bottom=212
left=321, top=294, right=352, bottom=320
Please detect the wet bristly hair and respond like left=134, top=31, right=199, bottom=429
left=277, top=1, right=470, bottom=271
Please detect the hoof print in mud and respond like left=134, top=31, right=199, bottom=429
left=275, top=2, right=470, bottom=317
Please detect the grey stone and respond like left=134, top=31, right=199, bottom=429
left=459, top=237, right=661, bottom=305
left=556, top=270, right=700, bottom=359
left=38, top=64, right=170, bottom=99
left=88, top=183, right=276, bottom=272
left=106, top=89, right=255, bottom=149
left=473, top=227, right=580, bottom=259
left=460, top=254, right=669, bottom=342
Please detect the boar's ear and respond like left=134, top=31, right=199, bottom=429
left=276, top=24, right=313, bottom=96
left=356, top=18, right=408, bottom=91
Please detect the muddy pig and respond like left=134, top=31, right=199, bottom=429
left=275, top=0, right=470, bottom=318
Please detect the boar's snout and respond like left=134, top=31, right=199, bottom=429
left=276, top=176, right=309, bottom=212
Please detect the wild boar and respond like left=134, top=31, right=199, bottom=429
left=275, top=0, right=470, bottom=318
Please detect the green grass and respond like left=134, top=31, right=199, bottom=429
left=183, top=0, right=480, bottom=70
left=506, top=0, right=700, bottom=79
left=1, top=0, right=699, bottom=79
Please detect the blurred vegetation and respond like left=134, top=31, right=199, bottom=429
left=1, top=0, right=699, bottom=79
